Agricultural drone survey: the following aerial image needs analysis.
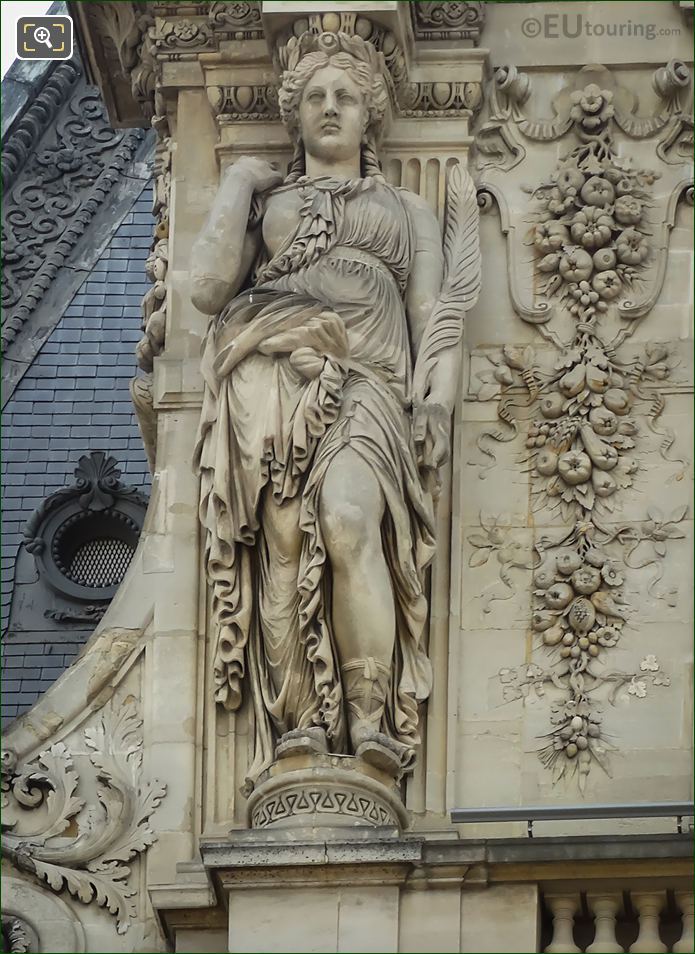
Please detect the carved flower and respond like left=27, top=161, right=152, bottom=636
left=614, top=195, right=643, bottom=225
left=557, top=450, right=592, bottom=485
left=601, top=562, right=624, bottom=587
left=592, top=269, right=622, bottom=301
left=570, top=207, right=614, bottom=249
left=580, top=176, right=616, bottom=208
left=533, top=221, right=570, bottom=254
left=36, top=146, right=82, bottom=174
left=592, top=626, right=619, bottom=648
left=570, top=85, right=615, bottom=132
left=640, top=654, right=659, bottom=672
left=615, top=228, right=649, bottom=265
left=559, top=249, right=594, bottom=283
left=175, top=22, right=200, bottom=41
left=571, top=567, right=602, bottom=595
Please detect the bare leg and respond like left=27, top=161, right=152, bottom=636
left=320, top=448, right=405, bottom=771
left=319, top=447, right=394, bottom=669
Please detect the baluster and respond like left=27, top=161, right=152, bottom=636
left=586, top=894, right=623, bottom=953
left=629, top=892, right=666, bottom=954
left=545, top=894, right=581, bottom=954
left=674, top=891, right=694, bottom=954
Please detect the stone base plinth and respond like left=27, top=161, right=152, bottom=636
left=246, top=752, right=409, bottom=831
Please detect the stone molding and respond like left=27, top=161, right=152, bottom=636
left=246, top=755, right=410, bottom=830
left=1, top=61, right=80, bottom=190
left=1, top=62, right=145, bottom=350
left=73, top=2, right=489, bottom=133
left=411, top=1, right=486, bottom=44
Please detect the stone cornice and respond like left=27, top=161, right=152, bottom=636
left=2, top=61, right=81, bottom=189
left=71, top=2, right=490, bottom=131
left=1, top=64, right=147, bottom=352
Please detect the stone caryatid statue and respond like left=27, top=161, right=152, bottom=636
left=191, top=30, right=480, bottom=801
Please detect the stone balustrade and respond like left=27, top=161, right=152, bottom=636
left=544, top=890, right=694, bottom=954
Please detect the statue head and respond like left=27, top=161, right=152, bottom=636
left=278, top=32, right=389, bottom=179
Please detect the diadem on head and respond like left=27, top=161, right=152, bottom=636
left=277, top=31, right=391, bottom=144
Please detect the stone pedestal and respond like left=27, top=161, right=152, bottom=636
left=248, top=752, right=409, bottom=830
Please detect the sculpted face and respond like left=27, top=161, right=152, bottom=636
left=298, top=64, right=368, bottom=164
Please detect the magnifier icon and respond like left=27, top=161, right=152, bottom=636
left=34, top=26, right=53, bottom=49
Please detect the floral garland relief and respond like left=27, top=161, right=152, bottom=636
left=472, top=68, right=692, bottom=790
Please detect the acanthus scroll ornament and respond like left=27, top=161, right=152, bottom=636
left=1, top=702, right=166, bottom=935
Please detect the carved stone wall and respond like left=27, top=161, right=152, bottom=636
left=456, top=6, right=693, bottom=809
left=3, top=2, right=692, bottom=951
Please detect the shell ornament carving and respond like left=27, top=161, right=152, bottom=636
left=472, top=65, right=692, bottom=789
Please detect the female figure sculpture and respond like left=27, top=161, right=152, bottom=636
left=191, top=32, right=478, bottom=787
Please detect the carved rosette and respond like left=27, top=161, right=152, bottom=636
left=473, top=63, right=692, bottom=789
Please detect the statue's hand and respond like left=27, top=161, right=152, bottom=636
left=225, top=156, right=283, bottom=193
left=413, top=398, right=451, bottom=471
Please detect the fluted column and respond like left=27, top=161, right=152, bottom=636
left=629, top=892, right=666, bottom=954
left=586, top=894, right=623, bottom=954
left=674, top=891, right=694, bottom=954
left=545, top=895, right=581, bottom=954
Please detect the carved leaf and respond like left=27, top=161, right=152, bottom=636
left=469, top=548, right=492, bottom=568
left=32, top=860, right=136, bottom=934
left=92, top=778, right=166, bottom=866
left=3, top=700, right=165, bottom=935
left=669, top=504, right=688, bottom=524
left=35, top=744, right=83, bottom=840
left=468, top=533, right=492, bottom=548
left=412, top=163, right=481, bottom=402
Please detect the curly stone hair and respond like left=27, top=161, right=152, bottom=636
left=277, top=32, right=389, bottom=182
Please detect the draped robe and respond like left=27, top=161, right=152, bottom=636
left=194, top=175, right=436, bottom=784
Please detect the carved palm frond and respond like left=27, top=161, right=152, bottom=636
left=412, top=162, right=481, bottom=402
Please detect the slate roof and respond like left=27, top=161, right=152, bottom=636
left=1, top=37, right=155, bottom=724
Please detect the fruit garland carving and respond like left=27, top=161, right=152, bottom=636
left=472, top=67, right=692, bottom=789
